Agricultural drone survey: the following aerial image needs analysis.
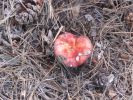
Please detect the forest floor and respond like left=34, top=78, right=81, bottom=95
left=0, top=0, right=133, bottom=100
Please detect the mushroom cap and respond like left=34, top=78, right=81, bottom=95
left=54, top=32, right=93, bottom=67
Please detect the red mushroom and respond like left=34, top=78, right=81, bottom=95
left=54, top=32, right=93, bottom=67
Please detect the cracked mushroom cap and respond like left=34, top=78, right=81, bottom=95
left=54, top=32, right=93, bottom=67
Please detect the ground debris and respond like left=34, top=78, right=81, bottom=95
left=0, top=0, right=132, bottom=99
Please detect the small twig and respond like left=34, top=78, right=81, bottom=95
left=50, top=26, right=64, bottom=47
left=131, top=61, right=133, bottom=99
left=111, top=32, right=133, bottom=34
left=0, top=14, right=15, bottom=25
left=48, top=0, right=54, bottom=19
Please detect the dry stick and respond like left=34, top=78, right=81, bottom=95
left=111, top=32, right=133, bottom=34
left=18, top=0, right=28, bottom=11
left=127, top=61, right=133, bottom=100
left=0, top=55, right=20, bottom=67
left=131, top=62, right=133, bottom=100
left=0, top=14, right=15, bottom=25
left=48, top=0, right=54, bottom=19
left=50, top=26, right=64, bottom=47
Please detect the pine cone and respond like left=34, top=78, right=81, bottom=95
left=14, top=0, right=43, bottom=24
left=126, top=12, right=133, bottom=24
